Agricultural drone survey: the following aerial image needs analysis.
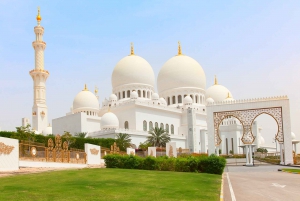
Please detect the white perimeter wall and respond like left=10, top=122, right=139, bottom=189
left=0, top=137, right=19, bottom=171
left=85, top=143, right=101, bottom=165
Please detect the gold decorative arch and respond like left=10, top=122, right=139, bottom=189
left=214, top=107, right=283, bottom=145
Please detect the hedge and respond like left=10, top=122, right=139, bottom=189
left=104, top=154, right=226, bottom=175
left=0, top=131, right=115, bottom=149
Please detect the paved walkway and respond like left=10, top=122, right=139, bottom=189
left=223, top=165, right=300, bottom=201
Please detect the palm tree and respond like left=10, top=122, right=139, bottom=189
left=147, top=127, right=170, bottom=147
left=75, top=132, right=87, bottom=138
left=115, top=133, right=132, bottom=151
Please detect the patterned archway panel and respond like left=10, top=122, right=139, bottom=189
left=214, top=107, right=283, bottom=146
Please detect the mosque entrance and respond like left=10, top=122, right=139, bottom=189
left=206, top=96, right=293, bottom=165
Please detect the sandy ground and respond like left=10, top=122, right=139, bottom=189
left=0, top=164, right=105, bottom=178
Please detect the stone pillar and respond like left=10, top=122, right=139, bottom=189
left=249, top=145, right=253, bottom=165
left=280, top=143, right=284, bottom=165
left=216, top=146, right=220, bottom=156
left=245, top=145, right=249, bottom=165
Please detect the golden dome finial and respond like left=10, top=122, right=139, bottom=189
left=214, top=75, right=218, bottom=85
left=95, top=86, right=98, bottom=95
left=130, top=42, right=134, bottom=55
left=227, top=92, right=231, bottom=98
left=178, top=41, right=182, bottom=55
left=108, top=106, right=111, bottom=112
left=36, top=7, right=42, bottom=23
left=83, top=84, right=88, bottom=91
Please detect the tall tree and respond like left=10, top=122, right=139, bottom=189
left=13, top=124, right=36, bottom=143
left=147, top=127, right=170, bottom=147
left=115, top=133, right=132, bottom=151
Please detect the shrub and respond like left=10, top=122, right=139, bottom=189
left=103, top=154, right=226, bottom=175
left=199, top=155, right=226, bottom=175
left=142, top=156, right=156, bottom=170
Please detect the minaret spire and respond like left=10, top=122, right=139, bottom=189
left=30, top=7, right=49, bottom=134
left=130, top=42, right=134, bottom=55
left=36, top=7, right=42, bottom=25
left=214, top=75, right=218, bottom=85
left=178, top=41, right=182, bottom=55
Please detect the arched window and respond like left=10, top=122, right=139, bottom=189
left=123, top=91, right=125, bottom=98
left=155, top=122, right=158, bottom=128
left=172, top=96, right=176, bottom=104
left=166, top=124, right=169, bottom=133
left=143, top=120, right=147, bottom=131
left=171, top=124, right=174, bottom=134
left=143, top=90, right=146, bottom=97
left=160, top=123, right=164, bottom=130
left=178, top=95, right=182, bottom=103
left=138, top=90, right=141, bottom=97
left=127, top=90, right=130, bottom=98
left=149, top=121, right=153, bottom=131
left=118, top=92, right=121, bottom=100
left=124, top=121, right=129, bottom=129
left=184, top=94, right=187, bottom=98
left=196, top=96, right=198, bottom=103
left=147, top=91, right=150, bottom=98
left=167, top=97, right=170, bottom=105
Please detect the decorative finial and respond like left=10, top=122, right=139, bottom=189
left=227, top=92, right=231, bottom=98
left=214, top=75, right=218, bottom=85
left=95, top=86, right=98, bottom=95
left=130, top=42, right=134, bottom=55
left=36, top=7, right=42, bottom=25
left=83, top=84, right=88, bottom=91
left=108, top=106, right=111, bottom=112
left=178, top=41, right=182, bottom=55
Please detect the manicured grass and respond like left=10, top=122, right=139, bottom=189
left=0, top=168, right=221, bottom=201
left=282, top=168, right=300, bottom=173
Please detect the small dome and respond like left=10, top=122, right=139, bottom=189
left=152, top=93, right=159, bottom=100
left=111, top=54, right=155, bottom=89
left=159, top=97, right=167, bottom=105
left=158, top=55, right=206, bottom=94
left=223, top=93, right=235, bottom=102
left=260, top=136, right=265, bottom=145
left=42, top=125, right=52, bottom=135
left=101, top=112, right=119, bottom=130
left=206, top=97, right=215, bottom=104
left=206, top=77, right=232, bottom=102
left=291, top=132, right=296, bottom=140
left=109, top=94, right=117, bottom=101
left=131, top=91, right=138, bottom=99
left=73, top=85, right=99, bottom=111
left=183, top=95, right=193, bottom=104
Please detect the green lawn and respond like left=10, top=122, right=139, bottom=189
left=282, top=168, right=300, bottom=173
left=0, top=168, right=221, bottom=201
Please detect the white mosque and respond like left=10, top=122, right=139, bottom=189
left=26, top=9, right=298, bottom=154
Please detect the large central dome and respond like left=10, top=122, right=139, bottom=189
left=111, top=50, right=155, bottom=89
left=157, top=54, right=206, bottom=94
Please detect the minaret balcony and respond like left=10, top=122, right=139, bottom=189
left=29, top=69, right=49, bottom=75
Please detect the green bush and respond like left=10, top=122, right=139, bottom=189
left=142, top=156, right=156, bottom=170
left=103, top=154, right=226, bottom=175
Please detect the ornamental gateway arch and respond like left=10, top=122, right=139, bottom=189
left=206, top=96, right=293, bottom=165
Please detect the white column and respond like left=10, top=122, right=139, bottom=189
left=245, top=145, right=249, bottom=165
left=216, top=146, right=220, bottom=156
left=249, top=145, right=253, bottom=165
left=280, top=143, right=284, bottom=165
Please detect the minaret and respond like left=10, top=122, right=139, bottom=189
left=29, top=7, right=49, bottom=134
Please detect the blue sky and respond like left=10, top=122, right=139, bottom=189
left=0, top=0, right=300, bottom=145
